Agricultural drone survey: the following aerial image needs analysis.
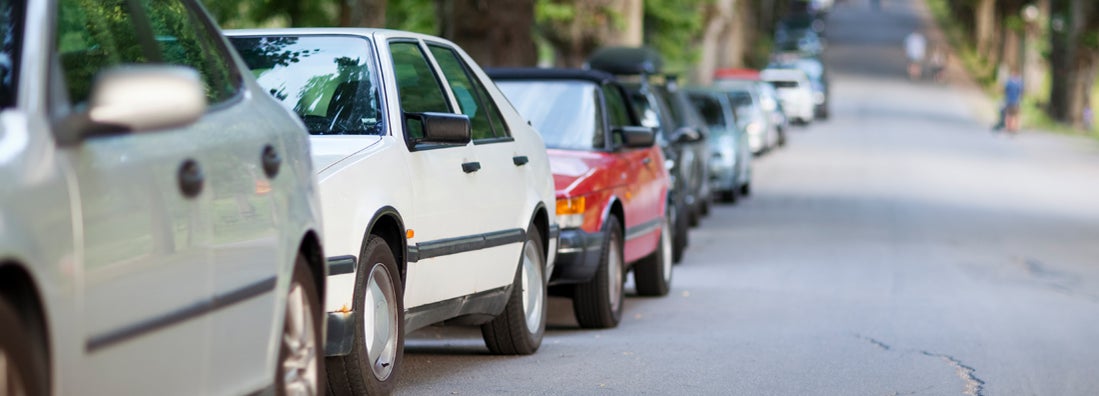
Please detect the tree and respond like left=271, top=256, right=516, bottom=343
left=340, top=0, right=387, bottom=28
left=437, top=0, right=538, bottom=67
left=535, top=0, right=623, bottom=67
left=1047, top=0, right=1099, bottom=127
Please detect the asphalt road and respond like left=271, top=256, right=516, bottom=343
left=396, top=1, right=1099, bottom=394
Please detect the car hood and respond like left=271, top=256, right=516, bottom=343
left=547, top=148, right=612, bottom=197
left=310, top=135, right=384, bottom=175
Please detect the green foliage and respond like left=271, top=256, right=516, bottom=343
left=200, top=0, right=338, bottom=28
left=387, top=0, right=436, bottom=34
left=643, top=0, right=707, bottom=74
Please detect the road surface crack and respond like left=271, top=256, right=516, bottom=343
left=854, top=334, right=985, bottom=396
left=918, top=351, right=985, bottom=396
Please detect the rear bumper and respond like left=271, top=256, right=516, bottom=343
left=549, top=228, right=605, bottom=286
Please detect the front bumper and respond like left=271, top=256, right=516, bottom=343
left=549, top=227, right=606, bottom=286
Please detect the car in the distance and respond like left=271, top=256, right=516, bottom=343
left=228, top=28, right=559, bottom=395
left=686, top=88, right=754, bottom=203
left=490, top=67, right=674, bottom=329
left=1, top=1, right=326, bottom=394
left=760, top=68, right=816, bottom=125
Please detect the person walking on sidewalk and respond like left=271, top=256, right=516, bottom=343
left=905, top=31, right=926, bottom=80
left=1003, top=69, right=1024, bottom=133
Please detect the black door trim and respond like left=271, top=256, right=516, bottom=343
left=407, top=228, right=526, bottom=262
left=624, top=218, right=663, bottom=241
left=327, top=255, right=357, bottom=275
left=86, top=276, right=278, bottom=353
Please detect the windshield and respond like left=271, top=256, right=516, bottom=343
left=230, top=35, right=383, bottom=135
left=497, top=80, right=602, bottom=150
left=0, top=0, right=20, bottom=108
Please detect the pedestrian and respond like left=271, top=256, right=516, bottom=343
left=1003, top=69, right=1024, bottom=133
left=928, top=47, right=946, bottom=82
left=904, top=31, right=926, bottom=80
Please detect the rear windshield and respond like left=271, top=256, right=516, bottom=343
left=496, top=79, right=603, bottom=150
left=230, top=35, right=384, bottom=135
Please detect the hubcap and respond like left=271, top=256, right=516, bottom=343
left=363, top=263, right=399, bottom=381
left=282, top=282, right=318, bottom=396
left=607, top=236, right=623, bottom=313
left=521, top=239, right=545, bottom=334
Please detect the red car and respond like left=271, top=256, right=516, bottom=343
left=489, top=68, right=674, bottom=328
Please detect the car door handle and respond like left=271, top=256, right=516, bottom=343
left=513, top=155, right=529, bottom=166
left=642, top=157, right=652, bottom=165
left=462, top=161, right=481, bottom=173
left=262, top=145, right=281, bottom=178
left=178, top=159, right=204, bottom=198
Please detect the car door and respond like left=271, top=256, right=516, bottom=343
left=387, top=39, right=484, bottom=309
left=424, top=42, right=528, bottom=292
left=132, top=2, right=290, bottom=391
left=603, top=83, right=663, bottom=262
left=53, top=0, right=211, bottom=393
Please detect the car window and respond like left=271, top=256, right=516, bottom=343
left=688, top=93, right=725, bottom=131
left=57, top=0, right=239, bottom=107
left=231, top=35, right=383, bottom=136
left=770, top=80, right=799, bottom=88
left=141, top=0, right=240, bottom=104
left=389, top=41, right=450, bottom=140
left=427, top=44, right=509, bottom=140
left=497, top=80, right=601, bottom=150
left=602, top=84, right=631, bottom=129
left=0, top=0, right=21, bottom=108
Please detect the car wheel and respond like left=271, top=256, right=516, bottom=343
left=720, top=189, right=738, bottom=203
left=277, top=257, right=325, bottom=396
left=573, top=216, right=624, bottom=329
left=327, top=236, right=404, bottom=396
left=0, top=297, right=47, bottom=396
left=634, top=214, right=673, bottom=297
left=740, top=181, right=752, bottom=197
left=482, top=225, right=546, bottom=355
left=671, top=197, right=688, bottom=264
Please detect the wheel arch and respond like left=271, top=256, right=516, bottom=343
left=0, top=261, right=51, bottom=389
left=603, top=196, right=626, bottom=236
left=365, top=206, right=407, bottom=285
left=529, top=202, right=550, bottom=261
left=297, top=231, right=326, bottom=303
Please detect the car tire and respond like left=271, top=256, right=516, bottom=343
left=634, top=214, right=673, bottom=297
left=327, top=236, right=404, bottom=396
left=720, top=187, right=738, bottom=202
left=573, top=216, right=624, bottom=329
left=277, top=256, right=325, bottom=396
left=740, top=181, right=752, bottom=197
left=671, top=196, right=689, bottom=264
left=0, top=296, right=47, bottom=396
left=482, top=226, right=546, bottom=355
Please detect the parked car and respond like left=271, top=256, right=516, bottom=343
left=712, top=79, right=785, bottom=153
left=760, top=68, right=816, bottom=125
left=0, top=1, right=326, bottom=394
left=769, top=55, right=830, bottom=119
left=489, top=67, right=674, bottom=329
left=586, top=46, right=705, bottom=261
left=227, top=29, right=559, bottom=395
left=685, top=88, right=754, bottom=203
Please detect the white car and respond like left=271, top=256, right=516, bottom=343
left=0, top=1, right=325, bottom=395
left=227, top=29, right=559, bottom=394
left=760, top=68, right=816, bottom=124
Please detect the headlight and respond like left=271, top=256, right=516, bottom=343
left=556, top=196, right=586, bottom=229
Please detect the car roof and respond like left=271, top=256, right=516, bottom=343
left=485, top=67, right=617, bottom=85
left=714, top=68, right=760, bottom=81
left=223, top=27, right=456, bottom=45
left=760, top=68, right=809, bottom=80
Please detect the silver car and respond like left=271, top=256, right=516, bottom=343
left=0, top=0, right=325, bottom=394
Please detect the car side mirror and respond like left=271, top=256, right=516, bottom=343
left=672, top=126, right=702, bottom=143
left=616, top=125, right=656, bottom=148
left=407, top=112, right=470, bottom=146
left=57, top=65, right=207, bottom=146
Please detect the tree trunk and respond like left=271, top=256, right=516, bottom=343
left=974, top=0, right=997, bottom=59
left=1047, top=0, right=1083, bottom=123
left=607, top=0, right=644, bottom=46
left=438, top=0, right=537, bottom=67
left=342, top=0, right=387, bottom=28
left=693, top=0, right=736, bottom=85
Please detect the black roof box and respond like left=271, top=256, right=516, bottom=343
left=585, top=46, right=664, bottom=76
